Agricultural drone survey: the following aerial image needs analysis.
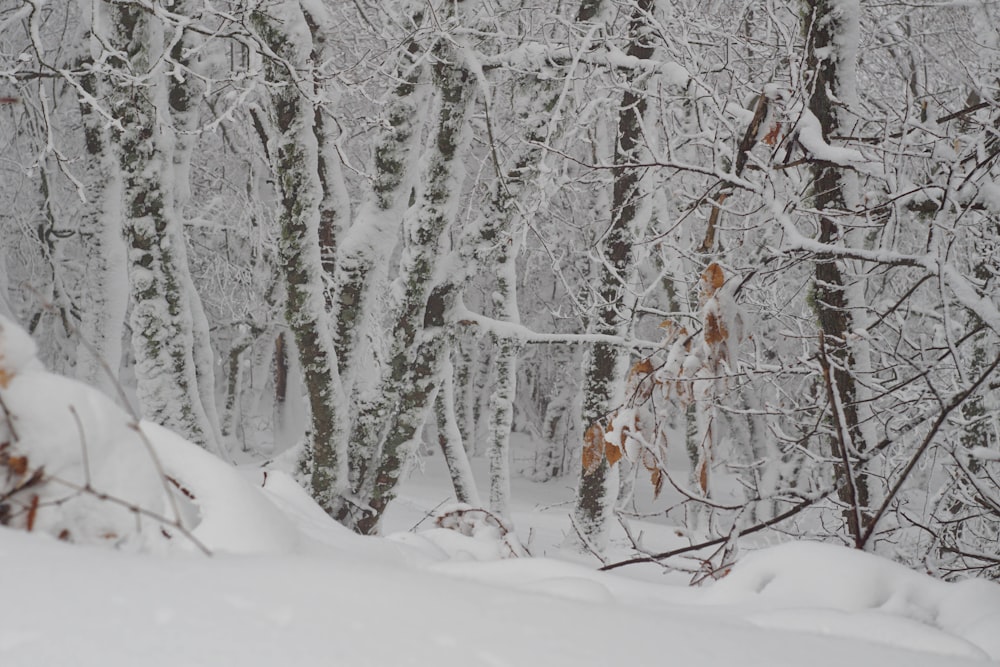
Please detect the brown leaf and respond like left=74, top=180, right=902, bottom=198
left=701, top=263, right=725, bottom=296
left=629, top=358, right=654, bottom=379
left=704, top=312, right=729, bottom=347
left=0, top=367, right=11, bottom=389
left=762, top=122, right=782, bottom=146
left=697, top=460, right=709, bottom=494
left=605, top=442, right=623, bottom=467
left=651, top=468, right=664, bottom=499
left=25, top=494, right=38, bottom=532
left=6, top=456, right=28, bottom=477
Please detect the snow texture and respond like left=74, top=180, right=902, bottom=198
left=2, top=316, right=1000, bottom=666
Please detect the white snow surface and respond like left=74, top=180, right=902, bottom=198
left=1, top=314, right=1000, bottom=666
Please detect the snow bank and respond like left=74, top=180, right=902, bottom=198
left=3, top=316, right=1000, bottom=667
left=143, top=421, right=302, bottom=554
left=711, top=541, right=1000, bottom=660
left=0, top=525, right=990, bottom=667
left=0, top=316, right=169, bottom=547
left=0, top=315, right=336, bottom=556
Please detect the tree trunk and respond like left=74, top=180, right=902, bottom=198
left=253, top=3, right=348, bottom=512
left=348, top=35, right=478, bottom=534
left=436, top=356, right=481, bottom=505
left=105, top=1, right=217, bottom=449
left=330, top=19, right=429, bottom=502
left=332, top=28, right=426, bottom=386
left=303, top=5, right=351, bottom=303
left=804, top=0, right=870, bottom=545
left=570, top=0, right=656, bottom=553
left=75, top=51, right=127, bottom=395
left=165, top=0, right=224, bottom=449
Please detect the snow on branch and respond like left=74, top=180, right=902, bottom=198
left=775, top=202, right=1000, bottom=334
left=479, top=42, right=688, bottom=85
left=452, top=303, right=660, bottom=350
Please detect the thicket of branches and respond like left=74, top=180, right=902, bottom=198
left=3, top=0, right=1000, bottom=579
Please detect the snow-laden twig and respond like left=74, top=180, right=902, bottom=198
left=453, top=302, right=660, bottom=350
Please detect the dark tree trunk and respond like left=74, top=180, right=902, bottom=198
left=804, top=0, right=870, bottom=544
left=571, top=0, right=656, bottom=551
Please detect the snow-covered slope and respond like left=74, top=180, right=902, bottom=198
left=1, top=524, right=997, bottom=667
left=4, top=448, right=999, bottom=667
left=1, top=314, right=999, bottom=666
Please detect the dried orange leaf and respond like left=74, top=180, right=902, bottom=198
left=762, top=123, right=782, bottom=146
left=605, top=442, right=623, bottom=466
left=701, top=262, right=725, bottom=295
left=629, top=358, right=654, bottom=379
left=697, top=460, right=709, bottom=494
left=651, top=468, right=664, bottom=499
left=704, top=312, right=729, bottom=347
left=25, top=494, right=38, bottom=532
left=7, top=456, right=28, bottom=477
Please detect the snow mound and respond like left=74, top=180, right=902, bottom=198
left=0, top=316, right=169, bottom=547
left=0, top=315, right=341, bottom=556
left=0, top=317, right=42, bottom=380
left=388, top=503, right=527, bottom=561
left=143, top=421, right=302, bottom=554
left=712, top=541, right=1000, bottom=660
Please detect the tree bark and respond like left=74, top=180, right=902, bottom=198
left=348, top=35, right=478, bottom=535
left=105, top=1, right=217, bottom=449
left=253, top=3, right=348, bottom=512
left=570, top=0, right=656, bottom=553
left=165, top=0, right=224, bottom=449
left=75, top=50, right=127, bottom=395
left=804, top=0, right=870, bottom=545
left=435, top=357, right=481, bottom=506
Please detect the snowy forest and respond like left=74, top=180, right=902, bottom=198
left=5, top=0, right=1000, bottom=599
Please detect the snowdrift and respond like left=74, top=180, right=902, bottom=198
left=2, top=314, right=1000, bottom=666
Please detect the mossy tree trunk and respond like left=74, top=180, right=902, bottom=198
left=76, top=49, right=127, bottom=395
left=331, top=29, right=426, bottom=385
left=347, top=29, right=479, bottom=535
left=570, top=0, right=656, bottom=553
left=253, top=3, right=348, bottom=512
left=165, top=0, right=223, bottom=449
left=331, top=29, right=427, bottom=500
left=106, top=1, right=217, bottom=449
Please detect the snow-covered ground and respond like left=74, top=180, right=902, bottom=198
left=2, top=315, right=1000, bottom=666
left=3, top=463, right=1000, bottom=667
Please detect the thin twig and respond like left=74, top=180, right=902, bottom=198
left=68, top=406, right=91, bottom=488
left=859, top=351, right=1000, bottom=549
left=46, top=475, right=211, bottom=556
left=600, top=496, right=816, bottom=571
